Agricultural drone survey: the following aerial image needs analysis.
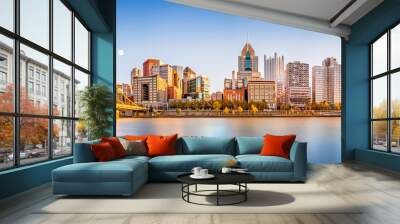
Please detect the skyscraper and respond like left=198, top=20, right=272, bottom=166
left=151, top=64, right=173, bottom=86
left=325, top=57, right=341, bottom=104
left=237, top=43, right=260, bottom=80
left=172, top=65, right=183, bottom=79
left=182, top=67, right=196, bottom=96
left=264, top=52, right=285, bottom=105
left=239, top=43, right=258, bottom=72
left=132, top=75, right=167, bottom=105
left=130, top=67, right=142, bottom=85
left=312, top=57, right=341, bottom=104
left=187, top=75, right=210, bottom=99
left=264, top=52, right=284, bottom=82
left=312, top=65, right=327, bottom=103
left=286, top=61, right=311, bottom=108
left=142, top=59, right=160, bottom=76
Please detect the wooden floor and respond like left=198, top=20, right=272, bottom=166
left=1, top=162, right=400, bottom=224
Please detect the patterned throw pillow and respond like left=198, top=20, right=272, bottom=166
left=118, top=138, right=147, bottom=156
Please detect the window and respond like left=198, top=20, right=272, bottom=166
left=0, top=0, right=14, bottom=32
left=74, top=69, right=89, bottom=118
left=0, top=55, right=7, bottom=67
left=20, top=0, right=49, bottom=49
left=36, top=84, right=40, bottom=95
left=53, top=119, right=72, bottom=158
left=53, top=0, right=72, bottom=60
left=53, top=59, right=72, bottom=117
left=74, top=17, right=90, bottom=70
left=391, top=24, right=400, bottom=70
left=28, top=81, right=34, bottom=93
left=0, top=0, right=91, bottom=170
left=21, top=44, right=49, bottom=115
left=0, top=71, right=6, bottom=84
left=19, top=117, right=49, bottom=165
left=370, top=23, right=400, bottom=153
left=0, top=116, right=13, bottom=169
left=28, top=67, right=34, bottom=79
left=42, top=85, right=46, bottom=97
left=35, top=70, right=40, bottom=80
left=0, top=34, right=14, bottom=113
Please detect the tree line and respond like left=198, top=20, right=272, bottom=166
left=167, top=99, right=341, bottom=111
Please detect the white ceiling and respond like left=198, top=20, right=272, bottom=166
left=227, top=0, right=352, bottom=22
left=168, top=0, right=384, bottom=38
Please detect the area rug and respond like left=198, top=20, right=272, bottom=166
left=37, top=183, right=361, bottom=214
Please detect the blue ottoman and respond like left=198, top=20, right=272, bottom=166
left=52, top=157, right=148, bottom=196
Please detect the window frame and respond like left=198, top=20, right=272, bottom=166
left=370, top=21, right=400, bottom=154
left=0, top=0, right=92, bottom=171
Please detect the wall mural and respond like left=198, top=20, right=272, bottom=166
left=115, top=0, right=342, bottom=163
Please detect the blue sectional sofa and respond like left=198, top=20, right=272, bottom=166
left=52, top=136, right=307, bottom=196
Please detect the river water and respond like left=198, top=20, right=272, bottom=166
left=117, top=117, right=341, bottom=163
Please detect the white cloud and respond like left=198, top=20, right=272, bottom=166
left=118, top=49, right=125, bottom=56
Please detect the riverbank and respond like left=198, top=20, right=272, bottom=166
left=119, top=110, right=341, bottom=118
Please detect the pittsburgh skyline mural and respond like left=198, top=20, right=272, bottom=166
left=116, top=1, right=341, bottom=118
left=117, top=40, right=341, bottom=118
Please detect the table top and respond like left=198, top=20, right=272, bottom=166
left=177, top=172, right=255, bottom=185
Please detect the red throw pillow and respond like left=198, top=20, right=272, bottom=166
left=91, top=142, right=117, bottom=161
left=146, top=134, right=178, bottom=157
left=101, top=137, right=127, bottom=158
left=124, top=135, right=148, bottom=142
left=260, top=134, right=296, bottom=159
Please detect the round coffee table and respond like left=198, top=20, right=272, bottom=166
left=177, top=173, right=255, bottom=206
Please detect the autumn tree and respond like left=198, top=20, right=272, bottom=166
left=213, top=100, right=222, bottom=111
left=224, top=106, right=230, bottom=114
left=0, top=85, right=58, bottom=152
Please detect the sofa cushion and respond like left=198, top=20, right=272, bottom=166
left=178, top=136, right=236, bottom=155
left=147, top=134, right=178, bottom=157
left=260, top=134, right=296, bottom=159
left=119, top=138, right=147, bottom=156
left=101, top=137, right=127, bottom=158
left=91, top=142, right=118, bottom=161
left=236, top=155, right=293, bottom=172
left=119, top=155, right=150, bottom=162
left=53, top=158, right=147, bottom=183
left=236, top=137, right=263, bottom=155
left=149, top=154, right=235, bottom=172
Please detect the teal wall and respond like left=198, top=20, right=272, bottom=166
left=343, top=0, right=400, bottom=171
left=0, top=0, right=116, bottom=200
left=91, top=32, right=116, bottom=136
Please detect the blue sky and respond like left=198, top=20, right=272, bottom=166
left=117, top=0, right=341, bottom=92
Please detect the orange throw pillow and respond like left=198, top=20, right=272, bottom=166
left=260, top=134, right=296, bottom=159
left=125, top=135, right=148, bottom=142
left=101, top=137, right=127, bottom=158
left=91, top=142, right=117, bottom=162
left=146, top=134, right=178, bottom=157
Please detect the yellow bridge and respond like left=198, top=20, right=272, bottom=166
left=116, top=88, right=147, bottom=118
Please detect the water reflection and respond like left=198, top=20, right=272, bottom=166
left=117, top=117, right=341, bottom=164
